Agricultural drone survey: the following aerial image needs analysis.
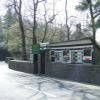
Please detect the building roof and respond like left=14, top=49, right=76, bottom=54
left=47, top=38, right=93, bottom=48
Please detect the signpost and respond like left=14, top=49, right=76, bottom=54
left=32, top=44, right=40, bottom=54
left=32, top=43, right=48, bottom=74
left=32, top=44, right=40, bottom=74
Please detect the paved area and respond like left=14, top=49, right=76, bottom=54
left=0, top=62, right=100, bottom=100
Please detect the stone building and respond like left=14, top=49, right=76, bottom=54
left=46, top=38, right=100, bottom=65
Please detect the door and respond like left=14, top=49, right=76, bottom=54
left=40, top=51, right=45, bottom=74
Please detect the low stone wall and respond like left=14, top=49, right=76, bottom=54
left=9, top=60, right=100, bottom=85
left=9, top=60, right=34, bottom=74
left=45, top=62, right=100, bottom=85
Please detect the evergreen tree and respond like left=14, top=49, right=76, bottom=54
left=0, top=17, right=5, bottom=43
left=76, top=0, right=100, bottom=41
left=76, top=0, right=100, bottom=29
left=4, top=7, right=17, bottom=29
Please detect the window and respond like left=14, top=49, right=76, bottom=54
left=63, top=50, right=71, bottom=63
left=50, top=51, right=55, bottom=62
left=50, top=50, right=71, bottom=63
left=71, top=50, right=83, bottom=63
left=51, top=51, right=55, bottom=56
left=50, top=51, right=63, bottom=62
left=51, top=57, right=55, bottom=62
left=84, top=49, right=91, bottom=56
left=55, top=51, right=63, bottom=62
left=63, top=50, right=69, bottom=56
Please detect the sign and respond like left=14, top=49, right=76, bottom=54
left=32, top=44, right=40, bottom=54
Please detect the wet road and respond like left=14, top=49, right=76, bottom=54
left=0, top=62, right=100, bottom=100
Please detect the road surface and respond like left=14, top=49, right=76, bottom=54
left=0, top=61, right=100, bottom=100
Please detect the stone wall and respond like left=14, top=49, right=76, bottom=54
left=9, top=60, right=34, bottom=74
left=9, top=60, right=100, bottom=85
left=45, top=62, right=100, bottom=85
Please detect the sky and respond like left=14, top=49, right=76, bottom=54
left=0, top=0, right=100, bottom=43
left=0, top=0, right=6, bottom=16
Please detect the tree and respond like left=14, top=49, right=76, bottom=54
left=76, top=0, right=100, bottom=42
left=41, top=0, right=56, bottom=43
left=29, top=0, right=45, bottom=74
left=0, top=18, right=4, bottom=42
left=4, top=22, right=22, bottom=57
left=3, top=6, right=18, bottom=50
left=65, top=0, right=70, bottom=40
left=4, top=6, right=17, bottom=28
left=13, top=0, right=27, bottom=60
left=87, top=0, right=96, bottom=42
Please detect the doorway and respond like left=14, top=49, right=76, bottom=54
left=40, top=51, right=45, bottom=74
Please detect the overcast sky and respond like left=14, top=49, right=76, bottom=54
left=0, top=0, right=100, bottom=43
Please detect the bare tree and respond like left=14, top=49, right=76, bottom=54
left=65, top=0, right=70, bottom=40
left=41, top=0, right=56, bottom=43
left=32, top=0, right=38, bottom=44
left=49, top=26, right=57, bottom=43
left=31, top=0, right=45, bottom=74
left=13, top=0, right=27, bottom=60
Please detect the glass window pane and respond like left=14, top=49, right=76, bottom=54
left=51, top=57, right=55, bottom=62
left=84, top=49, right=91, bottom=56
left=55, top=52, right=60, bottom=61
left=51, top=51, right=55, bottom=56
left=63, top=50, right=69, bottom=56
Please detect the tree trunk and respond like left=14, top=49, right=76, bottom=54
left=87, top=0, right=96, bottom=41
left=13, top=0, right=27, bottom=60
left=32, top=3, right=38, bottom=74
left=42, top=23, right=48, bottom=43
left=87, top=0, right=96, bottom=64
left=32, top=24, right=38, bottom=74
left=65, top=0, right=70, bottom=40
left=18, top=15, right=27, bottom=60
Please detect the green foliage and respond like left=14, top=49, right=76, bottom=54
left=95, top=18, right=100, bottom=29
left=76, top=0, right=89, bottom=11
left=1, top=9, right=67, bottom=57
left=1, top=8, right=21, bottom=56
left=4, top=8, right=17, bottom=29
left=4, top=22, right=22, bottom=54
left=35, top=23, right=63, bottom=43
left=0, top=18, right=5, bottom=43
left=94, top=0, right=100, bottom=9
left=76, top=0, right=99, bottom=11
left=76, top=0, right=100, bottom=29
